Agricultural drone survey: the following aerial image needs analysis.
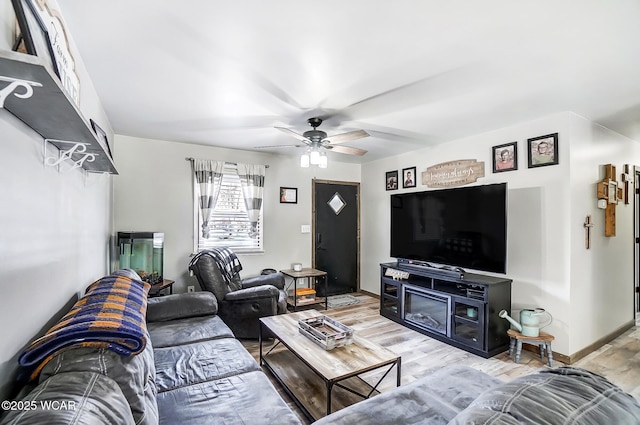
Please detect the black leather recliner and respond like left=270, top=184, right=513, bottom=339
left=188, top=253, right=287, bottom=338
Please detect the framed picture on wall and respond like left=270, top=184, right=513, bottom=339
left=386, top=170, right=398, bottom=190
left=492, top=142, right=517, bottom=173
left=90, top=119, right=113, bottom=159
left=528, top=133, right=558, bottom=168
left=280, top=187, right=297, bottom=204
left=402, top=167, right=416, bottom=188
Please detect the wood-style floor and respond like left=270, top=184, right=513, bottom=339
left=242, top=294, right=640, bottom=424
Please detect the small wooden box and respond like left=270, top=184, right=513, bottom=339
left=298, top=315, right=354, bottom=350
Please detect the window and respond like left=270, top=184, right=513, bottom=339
left=194, top=163, right=263, bottom=253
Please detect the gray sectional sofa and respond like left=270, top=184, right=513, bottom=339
left=0, top=277, right=301, bottom=425
left=315, top=363, right=640, bottom=424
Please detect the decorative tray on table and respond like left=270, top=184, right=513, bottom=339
left=298, top=315, right=354, bottom=350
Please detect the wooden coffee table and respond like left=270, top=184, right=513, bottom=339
left=259, top=311, right=401, bottom=421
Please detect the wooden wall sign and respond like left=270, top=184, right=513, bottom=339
left=421, top=159, right=485, bottom=188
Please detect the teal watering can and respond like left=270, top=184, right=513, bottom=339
left=498, top=308, right=552, bottom=337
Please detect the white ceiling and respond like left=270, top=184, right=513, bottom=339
left=55, top=0, right=640, bottom=163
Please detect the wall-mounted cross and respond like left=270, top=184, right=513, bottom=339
left=583, top=215, right=594, bottom=249
left=621, top=164, right=631, bottom=205
left=596, top=164, right=619, bottom=237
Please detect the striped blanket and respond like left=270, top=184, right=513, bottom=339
left=190, top=247, right=243, bottom=284
left=19, top=270, right=150, bottom=381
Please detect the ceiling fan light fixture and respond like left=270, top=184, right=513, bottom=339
left=319, top=152, right=327, bottom=168
left=300, top=152, right=310, bottom=168
left=310, top=149, right=321, bottom=165
left=275, top=117, right=370, bottom=164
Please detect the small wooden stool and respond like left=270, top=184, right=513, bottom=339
left=507, top=329, right=555, bottom=367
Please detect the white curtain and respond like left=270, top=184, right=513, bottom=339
left=191, top=159, right=225, bottom=238
left=237, top=163, right=265, bottom=238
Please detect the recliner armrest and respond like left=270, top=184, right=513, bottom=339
left=242, top=272, right=285, bottom=290
left=147, top=292, right=218, bottom=322
left=225, top=285, right=280, bottom=301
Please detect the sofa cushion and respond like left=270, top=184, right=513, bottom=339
left=146, top=292, right=218, bottom=322
left=147, top=315, right=234, bottom=348
left=242, top=272, right=285, bottom=290
left=313, top=365, right=503, bottom=425
left=450, top=366, right=640, bottom=425
left=0, top=372, right=135, bottom=425
left=38, top=338, right=158, bottom=425
left=156, top=370, right=302, bottom=425
left=154, top=338, right=261, bottom=392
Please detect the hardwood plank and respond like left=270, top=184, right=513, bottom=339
left=243, top=294, right=640, bottom=425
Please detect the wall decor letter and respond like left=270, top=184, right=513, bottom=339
left=0, top=76, right=42, bottom=108
left=44, top=140, right=97, bottom=171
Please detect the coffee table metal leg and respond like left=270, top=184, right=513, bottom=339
left=327, top=381, right=334, bottom=415
left=296, top=277, right=300, bottom=311
left=259, top=322, right=263, bottom=366
left=324, top=274, right=328, bottom=310
left=334, top=359, right=401, bottom=400
left=360, top=361, right=399, bottom=398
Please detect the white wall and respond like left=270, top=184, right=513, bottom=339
left=0, top=1, right=11, bottom=49
left=0, top=0, right=114, bottom=399
left=568, top=115, right=639, bottom=354
left=361, top=111, right=639, bottom=356
left=112, top=135, right=360, bottom=292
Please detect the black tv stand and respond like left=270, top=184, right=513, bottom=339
left=380, top=262, right=512, bottom=358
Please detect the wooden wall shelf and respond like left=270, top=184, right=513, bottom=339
left=0, top=50, right=117, bottom=174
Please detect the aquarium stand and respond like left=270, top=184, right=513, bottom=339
left=148, top=279, right=175, bottom=297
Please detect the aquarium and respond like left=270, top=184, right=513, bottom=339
left=117, top=232, right=164, bottom=284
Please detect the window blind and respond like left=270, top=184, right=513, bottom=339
left=196, top=163, right=263, bottom=252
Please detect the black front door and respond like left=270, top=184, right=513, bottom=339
left=313, top=180, right=359, bottom=296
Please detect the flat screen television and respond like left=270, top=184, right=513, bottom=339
left=390, top=183, right=507, bottom=274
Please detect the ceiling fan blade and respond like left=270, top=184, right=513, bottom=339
left=325, top=129, right=370, bottom=145
left=167, top=20, right=304, bottom=115
left=344, top=121, right=437, bottom=145
left=254, top=144, right=304, bottom=149
left=337, top=64, right=481, bottom=121
left=153, top=115, right=281, bottom=131
left=275, top=127, right=311, bottom=144
left=328, top=145, right=368, bottom=156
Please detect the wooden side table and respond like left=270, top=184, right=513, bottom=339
left=507, top=329, right=555, bottom=367
left=148, top=279, right=175, bottom=297
left=280, top=268, right=328, bottom=311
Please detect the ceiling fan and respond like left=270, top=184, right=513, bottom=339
left=273, top=117, right=370, bottom=156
